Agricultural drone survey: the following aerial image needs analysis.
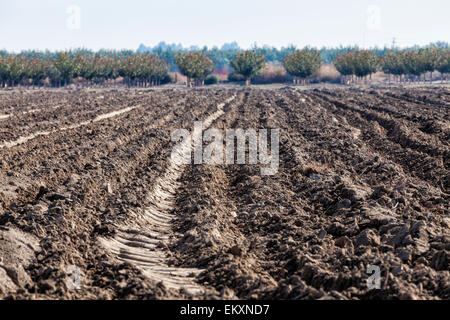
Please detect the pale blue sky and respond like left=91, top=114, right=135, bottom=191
left=0, top=0, right=448, bottom=52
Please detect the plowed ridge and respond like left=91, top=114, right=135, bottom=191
left=100, top=96, right=235, bottom=295
left=0, top=105, right=137, bottom=149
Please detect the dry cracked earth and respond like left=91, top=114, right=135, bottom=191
left=0, top=86, right=448, bottom=300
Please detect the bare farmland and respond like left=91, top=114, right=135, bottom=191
left=0, top=86, right=448, bottom=299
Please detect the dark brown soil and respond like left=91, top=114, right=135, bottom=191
left=0, top=86, right=448, bottom=300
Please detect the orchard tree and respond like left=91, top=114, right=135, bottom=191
left=0, top=56, right=9, bottom=87
left=334, top=52, right=355, bottom=84
left=149, top=55, right=170, bottom=86
left=0, top=51, right=171, bottom=88
left=73, top=53, right=94, bottom=85
left=45, top=58, right=62, bottom=87
left=136, top=54, right=168, bottom=86
left=92, top=55, right=118, bottom=85
left=230, top=51, right=265, bottom=86
left=422, top=47, right=440, bottom=82
left=176, top=52, right=214, bottom=87
left=27, top=58, right=47, bottom=87
left=334, top=50, right=379, bottom=83
left=118, top=54, right=136, bottom=86
left=104, top=55, right=120, bottom=84
left=7, top=55, right=26, bottom=87
left=382, top=51, right=407, bottom=83
left=437, top=49, right=450, bottom=82
left=54, top=52, right=74, bottom=86
left=353, top=50, right=379, bottom=80
left=283, top=49, right=321, bottom=84
left=403, top=50, right=425, bottom=81
left=118, top=53, right=169, bottom=87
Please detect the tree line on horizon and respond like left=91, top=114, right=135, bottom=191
left=0, top=52, right=170, bottom=88
left=0, top=44, right=449, bottom=88
left=2, top=41, right=447, bottom=70
left=137, top=41, right=449, bottom=69
left=334, top=47, right=450, bottom=84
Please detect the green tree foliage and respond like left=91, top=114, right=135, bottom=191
left=437, top=49, right=450, bottom=80
left=0, top=44, right=449, bottom=88
left=334, top=52, right=355, bottom=83
left=382, top=51, right=406, bottom=81
left=204, top=74, right=219, bottom=85
left=27, top=58, right=48, bottom=86
left=175, top=52, right=215, bottom=87
left=422, top=47, right=440, bottom=80
left=230, top=51, right=265, bottom=86
left=45, top=59, right=62, bottom=87
left=354, top=50, right=379, bottom=78
left=7, top=56, right=27, bottom=86
left=403, top=50, right=425, bottom=78
left=0, top=56, right=9, bottom=87
left=334, top=50, right=380, bottom=83
left=381, top=48, right=450, bottom=82
left=54, top=52, right=74, bottom=86
left=73, top=53, right=95, bottom=82
left=283, top=49, right=321, bottom=84
left=119, top=53, right=169, bottom=87
left=139, top=42, right=433, bottom=68
left=0, top=51, right=169, bottom=88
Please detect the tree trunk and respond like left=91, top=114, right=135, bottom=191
left=245, top=78, right=251, bottom=86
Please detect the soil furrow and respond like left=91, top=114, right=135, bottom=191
left=99, top=95, right=236, bottom=297
left=308, top=91, right=449, bottom=192
left=1, top=87, right=448, bottom=300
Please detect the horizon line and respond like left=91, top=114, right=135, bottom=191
left=2, top=41, right=448, bottom=54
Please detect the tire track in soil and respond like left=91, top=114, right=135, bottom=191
left=171, top=89, right=386, bottom=299
left=178, top=89, right=448, bottom=300
left=3, top=93, right=226, bottom=299
left=0, top=105, right=139, bottom=149
left=0, top=93, right=191, bottom=216
left=99, top=95, right=236, bottom=296
left=2, top=88, right=448, bottom=300
left=0, top=106, right=61, bottom=121
left=170, top=90, right=294, bottom=299
left=0, top=91, right=159, bottom=142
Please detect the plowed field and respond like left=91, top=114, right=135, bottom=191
left=0, top=86, right=448, bottom=300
